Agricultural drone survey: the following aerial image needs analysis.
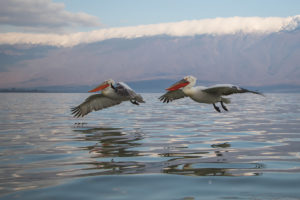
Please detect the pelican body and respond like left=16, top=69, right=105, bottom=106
left=159, top=76, right=263, bottom=112
left=71, top=79, right=145, bottom=117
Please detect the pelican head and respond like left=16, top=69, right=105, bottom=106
left=166, top=75, right=197, bottom=91
left=183, top=75, right=197, bottom=87
left=88, top=79, right=115, bottom=92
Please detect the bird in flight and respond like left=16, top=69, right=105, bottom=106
left=71, top=79, right=145, bottom=117
left=159, top=75, right=263, bottom=112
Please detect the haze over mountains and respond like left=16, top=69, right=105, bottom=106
left=0, top=16, right=300, bottom=92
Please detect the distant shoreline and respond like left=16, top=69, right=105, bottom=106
left=1, top=81, right=300, bottom=93
left=0, top=88, right=46, bottom=93
left=0, top=89, right=299, bottom=93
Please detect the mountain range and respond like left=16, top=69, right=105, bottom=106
left=0, top=28, right=299, bottom=91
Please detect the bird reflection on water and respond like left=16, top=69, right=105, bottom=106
left=72, top=126, right=265, bottom=177
left=1, top=93, right=299, bottom=198
left=74, top=126, right=143, bottom=157
left=72, top=126, right=146, bottom=176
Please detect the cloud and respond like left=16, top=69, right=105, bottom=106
left=0, top=0, right=101, bottom=32
left=0, top=15, right=300, bottom=47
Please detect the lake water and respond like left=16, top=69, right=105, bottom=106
left=0, top=93, right=299, bottom=200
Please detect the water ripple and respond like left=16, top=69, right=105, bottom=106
left=0, top=93, right=300, bottom=198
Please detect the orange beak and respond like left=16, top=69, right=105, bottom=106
left=88, top=82, right=110, bottom=92
left=166, top=79, right=190, bottom=91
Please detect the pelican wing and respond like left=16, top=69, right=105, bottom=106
left=71, top=94, right=122, bottom=117
left=114, top=82, right=145, bottom=103
left=114, top=82, right=136, bottom=97
left=159, top=90, right=187, bottom=103
left=203, top=84, right=263, bottom=96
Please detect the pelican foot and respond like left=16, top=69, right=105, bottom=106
left=221, top=101, right=228, bottom=111
left=213, top=103, right=221, bottom=113
left=130, top=100, right=140, bottom=105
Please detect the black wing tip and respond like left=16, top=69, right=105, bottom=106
left=239, top=87, right=265, bottom=96
left=158, top=96, right=166, bottom=103
left=158, top=95, right=166, bottom=103
left=159, top=97, right=171, bottom=103
left=255, top=91, right=265, bottom=96
left=248, top=89, right=265, bottom=96
left=71, top=106, right=84, bottom=118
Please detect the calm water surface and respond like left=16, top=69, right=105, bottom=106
left=0, top=93, right=299, bottom=200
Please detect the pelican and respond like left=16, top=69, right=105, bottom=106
left=159, top=75, right=263, bottom=112
left=71, top=79, right=145, bottom=117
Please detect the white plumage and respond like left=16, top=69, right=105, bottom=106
left=159, top=76, right=263, bottom=112
left=71, top=79, right=145, bottom=117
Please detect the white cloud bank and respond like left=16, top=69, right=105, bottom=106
left=1, top=15, right=299, bottom=47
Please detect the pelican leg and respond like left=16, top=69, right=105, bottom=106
left=130, top=100, right=139, bottom=105
left=213, top=103, right=221, bottom=113
left=220, top=101, right=228, bottom=111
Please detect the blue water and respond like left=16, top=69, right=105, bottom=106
left=0, top=93, right=300, bottom=199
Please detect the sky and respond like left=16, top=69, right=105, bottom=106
left=56, top=0, right=300, bottom=28
left=1, top=0, right=300, bottom=47
left=1, top=0, right=300, bottom=33
left=0, top=0, right=299, bottom=88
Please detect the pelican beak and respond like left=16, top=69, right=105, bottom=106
left=88, top=82, right=110, bottom=92
left=166, top=79, right=190, bottom=91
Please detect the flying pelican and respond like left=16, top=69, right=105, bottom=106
left=159, top=75, right=263, bottom=112
left=71, top=79, right=145, bottom=117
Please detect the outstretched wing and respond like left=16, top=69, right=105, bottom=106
left=114, top=82, right=145, bottom=103
left=71, top=94, right=122, bottom=117
left=114, top=82, right=136, bottom=98
left=203, top=84, right=263, bottom=96
left=159, top=90, right=187, bottom=103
